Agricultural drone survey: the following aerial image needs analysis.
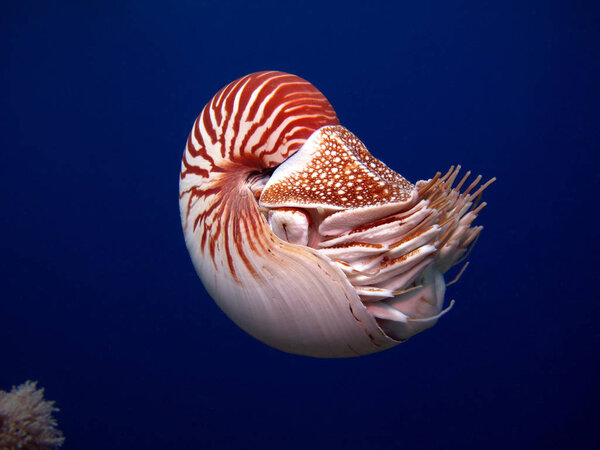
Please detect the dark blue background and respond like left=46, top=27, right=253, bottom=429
left=2, top=1, right=598, bottom=449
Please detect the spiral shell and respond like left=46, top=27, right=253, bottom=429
left=179, top=71, right=493, bottom=358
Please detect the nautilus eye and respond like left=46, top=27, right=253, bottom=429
left=179, top=71, right=494, bottom=358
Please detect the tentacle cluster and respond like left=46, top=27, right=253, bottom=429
left=256, top=125, right=494, bottom=340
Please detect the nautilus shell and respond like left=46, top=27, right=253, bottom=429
left=179, top=71, right=494, bottom=358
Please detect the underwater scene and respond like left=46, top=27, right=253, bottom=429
left=1, top=1, right=598, bottom=449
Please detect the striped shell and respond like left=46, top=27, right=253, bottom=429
left=179, top=71, right=493, bottom=358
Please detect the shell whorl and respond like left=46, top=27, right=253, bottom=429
left=180, top=71, right=339, bottom=280
left=181, top=71, right=338, bottom=173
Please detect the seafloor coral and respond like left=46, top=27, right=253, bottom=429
left=0, top=381, right=64, bottom=449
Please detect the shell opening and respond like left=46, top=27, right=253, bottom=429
left=255, top=126, right=493, bottom=342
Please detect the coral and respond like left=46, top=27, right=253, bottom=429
left=0, top=381, right=64, bottom=449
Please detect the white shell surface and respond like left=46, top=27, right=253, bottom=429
left=183, top=207, right=398, bottom=358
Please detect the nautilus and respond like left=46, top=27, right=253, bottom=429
left=179, top=71, right=494, bottom=358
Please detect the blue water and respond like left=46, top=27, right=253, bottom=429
left=1, top=1, right=598, bottom=449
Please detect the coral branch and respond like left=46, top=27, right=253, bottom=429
left=0, top=381, right=64, bottom=449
